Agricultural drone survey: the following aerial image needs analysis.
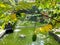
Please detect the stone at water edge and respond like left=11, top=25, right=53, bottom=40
left=32, top=34, right=37, bottom=41
left=53, top=28, right=60, bottom=33
left=0, top=30, right=6, bottom=38
left=49, top=31, right=60, bottom=43
left=19, top=34, right=26, bottom=38
left=55, top=29, right=60, bottom=32
left=56, top=34, right=60, bottom=37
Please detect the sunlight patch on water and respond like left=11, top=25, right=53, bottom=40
left=39, top=40, right=44, bottom=45
left=31, top=40, right=44, bottom=45
left=32, top=42, right=35, bottom=45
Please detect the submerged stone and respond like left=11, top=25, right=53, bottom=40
left=14, top=29, right=21, bottom=32
left=32, top=34, right=37, bottom=41
left=19, top=34, right=26, bottom=38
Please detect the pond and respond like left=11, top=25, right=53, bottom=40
left=0, top=20, right=60, bottom=45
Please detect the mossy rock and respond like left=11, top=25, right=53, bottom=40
left=32, top=34, right=37, bottom=41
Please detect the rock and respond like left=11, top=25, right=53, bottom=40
left=56, top=34, right=60, bottom=37
left=53, top=28, right=60, bottom=33
left=19, top=34, right=26, bottom=38
left=55, top=29, right=60, bottom=32
left=0, top=30, right=6, bottom=38
left=14, top=29, right=21, bottom=32
left=32, top=34, right=37, bottom=41
left=49, top=31, right=60, bottom=43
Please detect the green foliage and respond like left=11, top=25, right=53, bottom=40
left=15, top=1, right=35, bottom=10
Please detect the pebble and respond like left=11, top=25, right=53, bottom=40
left=14, top=29, right=21, bottom=32
left=19, top=34, right=26, bottom=38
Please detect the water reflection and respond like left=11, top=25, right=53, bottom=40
left=31, top=34, right=46, bottom=45
left=31, top=40, right=45, bottom=45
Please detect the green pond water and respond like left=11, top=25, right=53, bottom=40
left=0, top=20, right=60, bottom=45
